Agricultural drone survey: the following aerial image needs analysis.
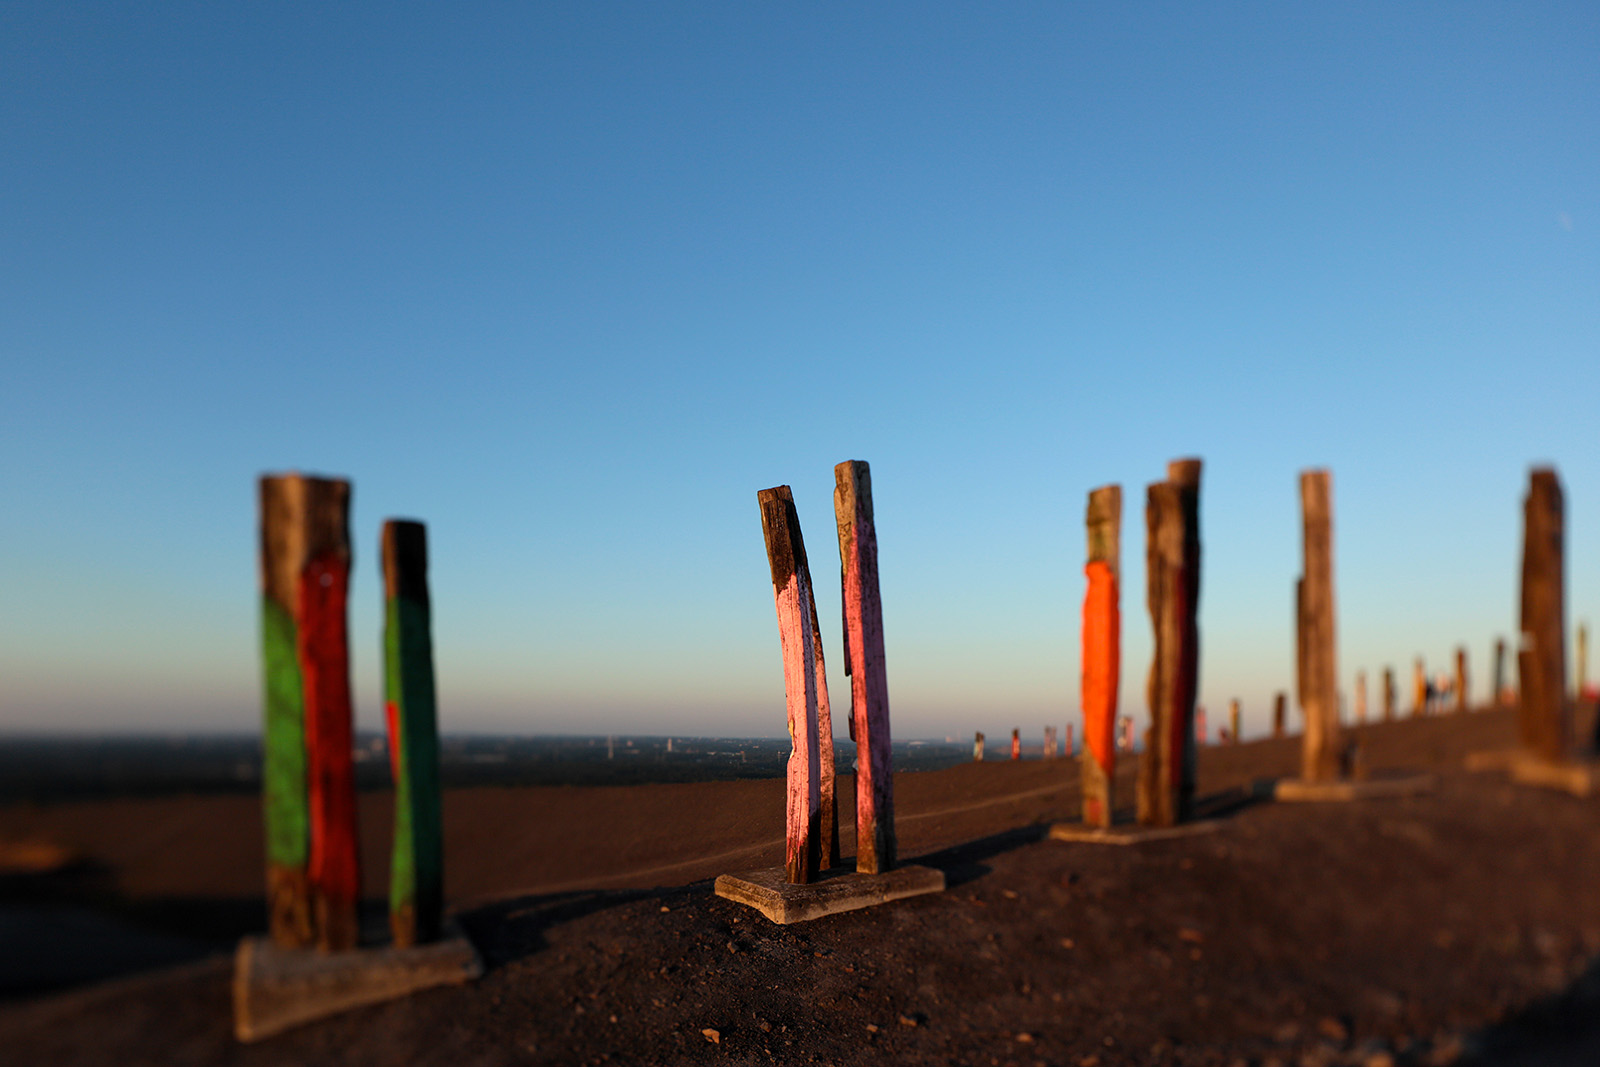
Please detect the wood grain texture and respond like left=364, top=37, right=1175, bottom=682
left=1519, top=468, right=1569, bottom=763
left=383, top=520, right=443, bottom=948
left=834, top=460, right=896, bottom=875
left=258, top=474, right=355, bottom=950
left=1298, top=470, right=1340, bottom=783
left=1081, top=485, right=1121, bottom=830
left=1139, top=480, right=1193, bottom=827
left=1166, top=460, right=1202, bottom=820
left=759, top=486, right=822, bottom=885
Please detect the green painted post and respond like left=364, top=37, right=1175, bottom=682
left=383, top=520, right=443, bottom=947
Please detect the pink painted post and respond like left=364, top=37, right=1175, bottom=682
left=758, top=486, right=823, bottom=885
left=834, top=460, right=896, bottom=875
left=1196, top=707, right=1208, bottom=746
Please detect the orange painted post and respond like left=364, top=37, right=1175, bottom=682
left=1010, top=729, right=1021, bottom=760
left=259, top=473, right=360, bottom=951
left=834, top=460, right=896, bottom=875
left=758, top=486, right=824, bottom=884
left=1080, top=485, right=1121, bottom=829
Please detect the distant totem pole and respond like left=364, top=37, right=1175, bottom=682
left=1138, top=459, right=1201, bottom=828
left=758, top=486, right=839, bottom=883
left=1080, top=484, right=1122, bottom=828
left=1296, top=470, right=1340, bottom=784
left=835, top=460, right=895, bottom=874
left=259, top=474, right=361, bottom=951
left=382, top=520, right=444, bottom=947
left=1518, top=468, right=1570, bottom=762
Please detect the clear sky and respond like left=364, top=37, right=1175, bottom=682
left=2, top=4, right=1596, bottom=740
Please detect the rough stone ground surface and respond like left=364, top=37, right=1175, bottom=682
left=3, top=707, right=1600, bottom=1066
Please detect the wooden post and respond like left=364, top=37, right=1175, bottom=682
left=1354, top=671, right=1368, bottom=725
left=973, top=732, right=985, bottom=761
left=1519, top=468, right=1568, bottom=764
left=1298, top=470, right=1340, bottom=784
left=1578, top=623, right=1589, bottom=700
left=1455, top=647, right=1469, bottom=713
left=1272, top=692, right=1286, bottom=738
left=1168, top=459, right=1202, bottom=818
left=758, top=486, right=823, bottom=884
left=1140, top=467, right=1200, bottom=827
left=1009, top=729, right=1021, bottom=760
left=1065, top=723, right=1074, bottom=757
left=1412, top=659, right=1427, bottom=717
left=1229, top=700, right=1241, bottom=744
left=1081, top=485, right=1121, bottom=829
left=1493, top=639, right=1506, bottom=707
left=259, top=474, right=360, bottom=951
left=1381, top=668, right=1395, bottom=721
left=835, top=460, right=896, bottom=875
left=1196, top=707, right=1208, bottom=746
left=382, top=520, right=443, bottom=948
left=1044, top=726, right=1057, bottom=759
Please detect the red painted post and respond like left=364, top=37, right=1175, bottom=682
left=835, top=460, right=896, bottom=874
left=1010, top=729, right=1021, bottom=760
left=259, top=473, right=360, bottom=952
left=758, top=486, right=822, bottom=884
left=1081, top=485, right=1121, bottom=828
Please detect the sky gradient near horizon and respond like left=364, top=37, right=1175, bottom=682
left=2, top=4, right=1597, bottom=740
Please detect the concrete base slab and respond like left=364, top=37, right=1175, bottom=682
left=714, top=865, right=945, bottom=925
left=1048, top=819, right=1223, bottom=846
left=233, top=929, right=482, bottom=1042
left=1274, top=774, right=1434, bottom=802
left=1508, top=756, right=1600, bottom=797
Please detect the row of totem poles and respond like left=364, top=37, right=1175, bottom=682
left=256, top=474, right=443, bottom=952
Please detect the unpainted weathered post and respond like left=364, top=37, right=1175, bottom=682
left=1139, top=466, right=1200, bottom=827
left=1413, top=659, right=1428, bottom=717
left=1081, top=484, right=1121, bottom=829
left=973, top=732, right=985, bottom=761
left=1273, top=692, right=1286, bottom=738
left=1519, top=468, right=1569, bottom=764
left=382, top=520, right=444, bottom=948
left=1044, top=726, right=1058, bottom=759
left=835, top=460, right=896, bottom=874
left=1065, top=723, right=1074, bottom=757
left=1455, top=647, right=1469, bottom=714
left=758, top=486, right=823, bottom=884
left=1493, top=639, right=1507, bottom=706
left=1229, top=700, right=1241, bottom=745
left=1298, top=470, right=1340, bottom=784
left=1355, top=671, right=1368, bottom=725
left=1196, top=707, right=1208, bottom=746
left=1578, top=623, right=1589, bottom=702
left=1383, top=668, right=1396, bottom=721
left=259, top=473, right=360, bottom=952
left=1169, top=459, right=1202, bottom=817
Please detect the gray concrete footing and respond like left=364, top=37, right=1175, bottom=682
left=714, top=865, right=945, bottom=924
left=1273, top=774, right=1434, bottom=802
left=1048, top=819, right=1223, bottom=845
left=233, top=929, right=483, bottom=1042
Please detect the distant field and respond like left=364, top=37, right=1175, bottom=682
left=0, top=734, right=976, bottom=800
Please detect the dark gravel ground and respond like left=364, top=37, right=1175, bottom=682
left=3, top=706, right=1599, bottom=1066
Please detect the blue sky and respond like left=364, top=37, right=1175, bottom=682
left=2, top=3, right=1596, bottom=739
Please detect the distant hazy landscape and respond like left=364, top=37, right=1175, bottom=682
left=0, top=734, right=977, bottom=801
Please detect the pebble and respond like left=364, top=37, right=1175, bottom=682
left=898, top=1014, right=919, bottom=1028
left=1015, top=1032, right=1035, bottom=1043
left=1316, top=1016, right=1349, bottom=1044
left=1363, top=1053, right=1396, bottom=1067
left=701, top=1029, right=720, bottom=1045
